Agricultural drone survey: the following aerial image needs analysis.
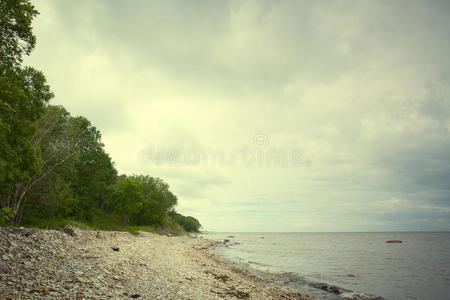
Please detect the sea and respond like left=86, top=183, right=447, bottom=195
left=200, top=232, right=450, bottom=300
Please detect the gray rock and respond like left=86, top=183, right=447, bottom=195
left=0, top=261, right=10, bottom=273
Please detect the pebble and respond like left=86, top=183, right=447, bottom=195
left=0, top=261, right=10, bottom=273
left=0, top=227, right=315, bottom=300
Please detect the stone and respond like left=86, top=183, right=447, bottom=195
left=0, top=261, right=10, bottom=274
left=62, top=228, right=77, bottom=237
left=0, top=227, right=325, bottom=300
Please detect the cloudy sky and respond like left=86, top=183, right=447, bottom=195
left=25, top=0, right=450, bottom=232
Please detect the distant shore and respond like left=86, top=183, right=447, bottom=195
left=0, top=227, right=314, bottom=299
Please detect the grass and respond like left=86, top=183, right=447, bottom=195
left=84, top=210, right=125, bottom=231
left=15, top=210, right=190, bottom=237
left=126, top=225, right=156, bottom=235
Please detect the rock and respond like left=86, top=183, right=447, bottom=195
left=386, top=240, right=402, bottom=243
left=111, top=247, right=120, bottom=251
left=223, top=239, right=230, bottom=243
left=0, top=261, right=10, bottom=273
left=62, top=227, right=77, bottom=237
left=130, top=294, right=141, bottom=298
left=227, top=287, right=250, bottom=299
left=226, top=236, right=235, bottom=238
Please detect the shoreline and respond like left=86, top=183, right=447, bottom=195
left=0, top=227, right=315, bottom=299
left=205, top=237, right=384, bottom=300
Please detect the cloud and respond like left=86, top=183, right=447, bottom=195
left=24, top=0, right=450, bottom=231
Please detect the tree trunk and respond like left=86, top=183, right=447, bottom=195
left=14, top=202, right=24, bottom=225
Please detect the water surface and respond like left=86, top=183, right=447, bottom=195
left=202, top=232, right=450, bottom=300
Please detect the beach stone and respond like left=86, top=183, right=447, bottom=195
left=62, top=227, right=77, bottom=237
left=0, top=261, right=10, bottom=273
left=0, top=227, right=319, bottom=300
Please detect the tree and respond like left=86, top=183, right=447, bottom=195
left=132, top=175, right=177, bottom=226
left=109, top=177, right=143, bottom=226
left=20, top=106, right=117, bottom=225
left=69, top=116, right=117, bottom=220
left=0, top=0, right=38, bottom=68
left=4, top=105, right=77, bottom=224
left=0, top=0, right=53, bottom=223
left=170, top=212, right=202, bottom=232
left=0, top=67, right=53, bottom=223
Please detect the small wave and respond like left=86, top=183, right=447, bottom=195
left=309, top=282, right=384, bottom=300
left=240, top=259, right=283, bottom=274
left=340, top=291, right=385, bottom=300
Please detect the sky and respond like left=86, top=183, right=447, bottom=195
left=24, top=0, right=450, bottom=232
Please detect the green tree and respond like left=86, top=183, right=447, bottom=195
left=170, top=212, right=202, bottom=232
left=20, top=105, right=117, bottom=225
left=69, top=116, right=117, bottom=220
left=0, top=0, right=38, bottom=68
left=109, top=176, right=143, bottom=226
left=0, top=0, right=53, bottom=223
left=132, top=175, right=177, bottom=226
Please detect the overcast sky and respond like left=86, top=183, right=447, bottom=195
left=24, top=0, right=450, bottom=232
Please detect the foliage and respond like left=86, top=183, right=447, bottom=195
left=0, top=206, right=14, bottom=226
left=0, top=0, right=38, bottom=68
left=132, top=175, right=177, bottom=226
left=0, top=0, right=53, bottom=224
left=108, top=176, right=143, bottom=226
left=170, top=212, right=202, bottom=232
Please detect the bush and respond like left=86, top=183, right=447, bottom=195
left=170, top=212, right=201, bottom=233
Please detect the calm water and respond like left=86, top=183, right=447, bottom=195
left=201, top=232, right=450, bottom=300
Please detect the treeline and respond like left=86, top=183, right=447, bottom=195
left=0, top=1, right=201, bottom=233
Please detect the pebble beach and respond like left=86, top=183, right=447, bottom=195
left=0, top=227, right=315, bottom=299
